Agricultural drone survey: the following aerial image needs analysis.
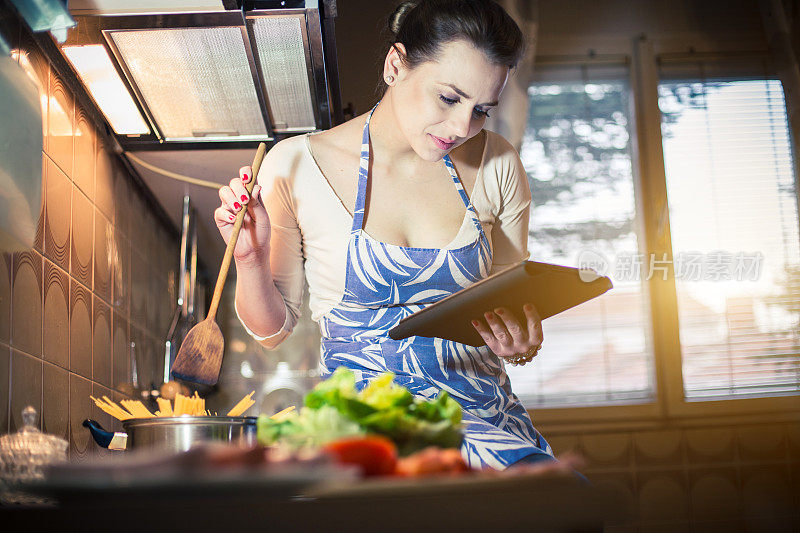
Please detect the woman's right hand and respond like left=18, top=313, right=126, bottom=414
left=214, top=165, right=271, bottom=265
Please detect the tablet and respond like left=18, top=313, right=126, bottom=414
left=387, top=261, right=613, bottom=347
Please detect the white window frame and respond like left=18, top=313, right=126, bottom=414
left=527, top=38, right=800, bottom=428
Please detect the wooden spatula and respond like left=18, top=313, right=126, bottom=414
left=171, top=143, right=268, bottom=385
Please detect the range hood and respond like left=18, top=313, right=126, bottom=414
left=59, top=0, right=342, bottom=149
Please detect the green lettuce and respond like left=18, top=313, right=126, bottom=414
left=258, top=368, right=464, bottom=454
left=257, top=405, right=364, bottom=448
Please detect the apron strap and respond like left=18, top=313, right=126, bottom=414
left=442, top=153, right=484, bottom=236
left=351, top=104, right=377, bottom=235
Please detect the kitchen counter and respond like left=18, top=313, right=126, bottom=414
left=1, top=472, right=617, bottom=532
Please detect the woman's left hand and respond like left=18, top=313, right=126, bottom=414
left=471, top=303, right=543, bottom=364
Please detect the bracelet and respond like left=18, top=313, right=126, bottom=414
left=505, top=345, right=541, bottom=366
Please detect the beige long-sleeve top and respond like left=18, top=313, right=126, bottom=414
left=237, top=129, right=532, bottom=348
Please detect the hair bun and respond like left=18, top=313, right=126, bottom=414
left=389, top=2, right=417, bottom=35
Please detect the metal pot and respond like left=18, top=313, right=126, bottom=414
left=83, top=416, right=257, bottom=452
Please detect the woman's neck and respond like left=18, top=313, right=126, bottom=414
left=367, top=95, right=426, bottom=170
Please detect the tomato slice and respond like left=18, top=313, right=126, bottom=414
left=322, top=436, right=398, bottom=477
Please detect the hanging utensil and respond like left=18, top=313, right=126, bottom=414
left=170, top=143, right=267, bottom=385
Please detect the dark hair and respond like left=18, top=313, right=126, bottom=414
left=386, top=0, right=525, bottom=73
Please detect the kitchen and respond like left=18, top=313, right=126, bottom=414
left=0, top=0, right=799, bottom=530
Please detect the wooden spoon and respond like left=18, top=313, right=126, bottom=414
left=171, top=142, right=267, bottom=385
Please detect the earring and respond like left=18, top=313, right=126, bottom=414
left=386, top=75, right=395, bottom=84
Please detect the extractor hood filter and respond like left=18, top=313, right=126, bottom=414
left=108, top=27, right=268, bottom=141
left=251, top=16, right=316, bottom=132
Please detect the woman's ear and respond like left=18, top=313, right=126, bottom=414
left=384, top=42, right=408, bottom=84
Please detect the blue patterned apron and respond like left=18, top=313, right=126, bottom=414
left=319, top=105, right=553, bottom=469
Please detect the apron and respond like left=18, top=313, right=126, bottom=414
left=318, top=105, right=553, bottom=469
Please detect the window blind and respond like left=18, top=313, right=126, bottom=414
left=658, top=62, right=800, bottom=399
left=507, top=62, right=655, bottom=407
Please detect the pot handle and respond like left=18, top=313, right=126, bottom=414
left=83, top=419, right=128, bottom=451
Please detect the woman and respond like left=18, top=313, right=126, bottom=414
left=215, top=0, right=552, bottom=469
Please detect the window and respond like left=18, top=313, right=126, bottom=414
left=506, top=63, right=655, bottom=407
left=658, top=69, right=800, bottom=399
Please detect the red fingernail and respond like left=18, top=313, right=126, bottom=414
left=229, top=214, right=235, bottom=221
left=524, top=304, right=533, bottom=312
left=233, top=202, right=241, bottom=210
left=471, top=320, right=479, bottom=327
left=484, top=312, right=493, bottom=320
left=241, top=195, right=248, bottom=202
left=495, top=308, right=504, bottom=315
left=242, top=173, right=249, bottom=183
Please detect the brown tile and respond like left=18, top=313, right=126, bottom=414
left=160, top=276, right=175, bottom=337
left=17, top=31, right=49, bottom=139
left=161, top=237, right=179, bottom=301
left=93, top=296, right=111, bottom=387
left=69, top=372, right=92, bottom=462
left=9, top=348, right=43, bottom=432
left=126, top=243, right=133, bottom=322
left=150, top=230, right=163, bottom=275
left=743, top=516, right=795, bottom=533
left=156, top=226, right=175, bottom=275
left=130, top=251, right=148, bottom=329
left=70, top=184, right=93, bottom=287
left=11, top=250, right=42, bottom=357
left=0, top=252, right=10, bottom=344
left=95, top=141, right=115, bottom=222
left=586, top=471, right=637, bottom=525
left=603, top=527, right=638, bottom=533
left=46, top=74, right=74, bottom=177
left=129, top=191, right=152, bottom=258
left=43, top=259, right=69, bottom=368
left=544, top=434, right=580, bottom=456
left=112, top=312, right=130, bottom=393
left=686, top=427, right=737, bottom=464
left=741, top=465, right=794, bottom=520
left=94, top=209, right=112, bottom=302
left=111, top=391, right=127, bottom=433
left=69, top=280, right=92, bottom=378
left=113, top=165, right=131, bottom=238
left=738, top=424, right=787, bottom=461
left=787, top=423, right=800, bottom=458
left=139, top=329, right=157, bottom=391
left=91, top=383, right=115, bottom=458
left=790, top=462, right=800, bottom=515
left=112, top=232, right=129, bottom=315
left=637, top=470, right=690, bottom=523
left=34, top=154, right=45, bottom=252
left=687, top=520, right=743, bottom=533
left=148, top=274, right=165, bottom=337
left=164, top=274, right=178, bottom=338
left=144, top=214, right=157, bottom=260
left=166, top=260, right=177, bottom=308
left=634, top=429, right=684, bottom=466
left=131, top=327, right=152, bottom=390
left=688, top=467, right=742, bottom=522
left=73, top=109, right=95, bottom=200
left=152, top=335, right=165, bottom=387
left=43, top=155, right=71, bottom=270
left=580, top=432, right=632, bottom=467
left=0, top=346, right=9, bottom=434
left=42, top=361, right=69, bottom=442
left=128, top=326, right=141, bottom=390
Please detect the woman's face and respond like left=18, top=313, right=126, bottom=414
left=386, top=39, right=510, bottom=161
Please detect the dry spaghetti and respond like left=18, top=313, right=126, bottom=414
left=90, top=390, right=260, bottom=421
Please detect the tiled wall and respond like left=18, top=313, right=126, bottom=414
left=0, top=12, right=180, bottom=460
left=543, top=420, right=800, bottom=531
